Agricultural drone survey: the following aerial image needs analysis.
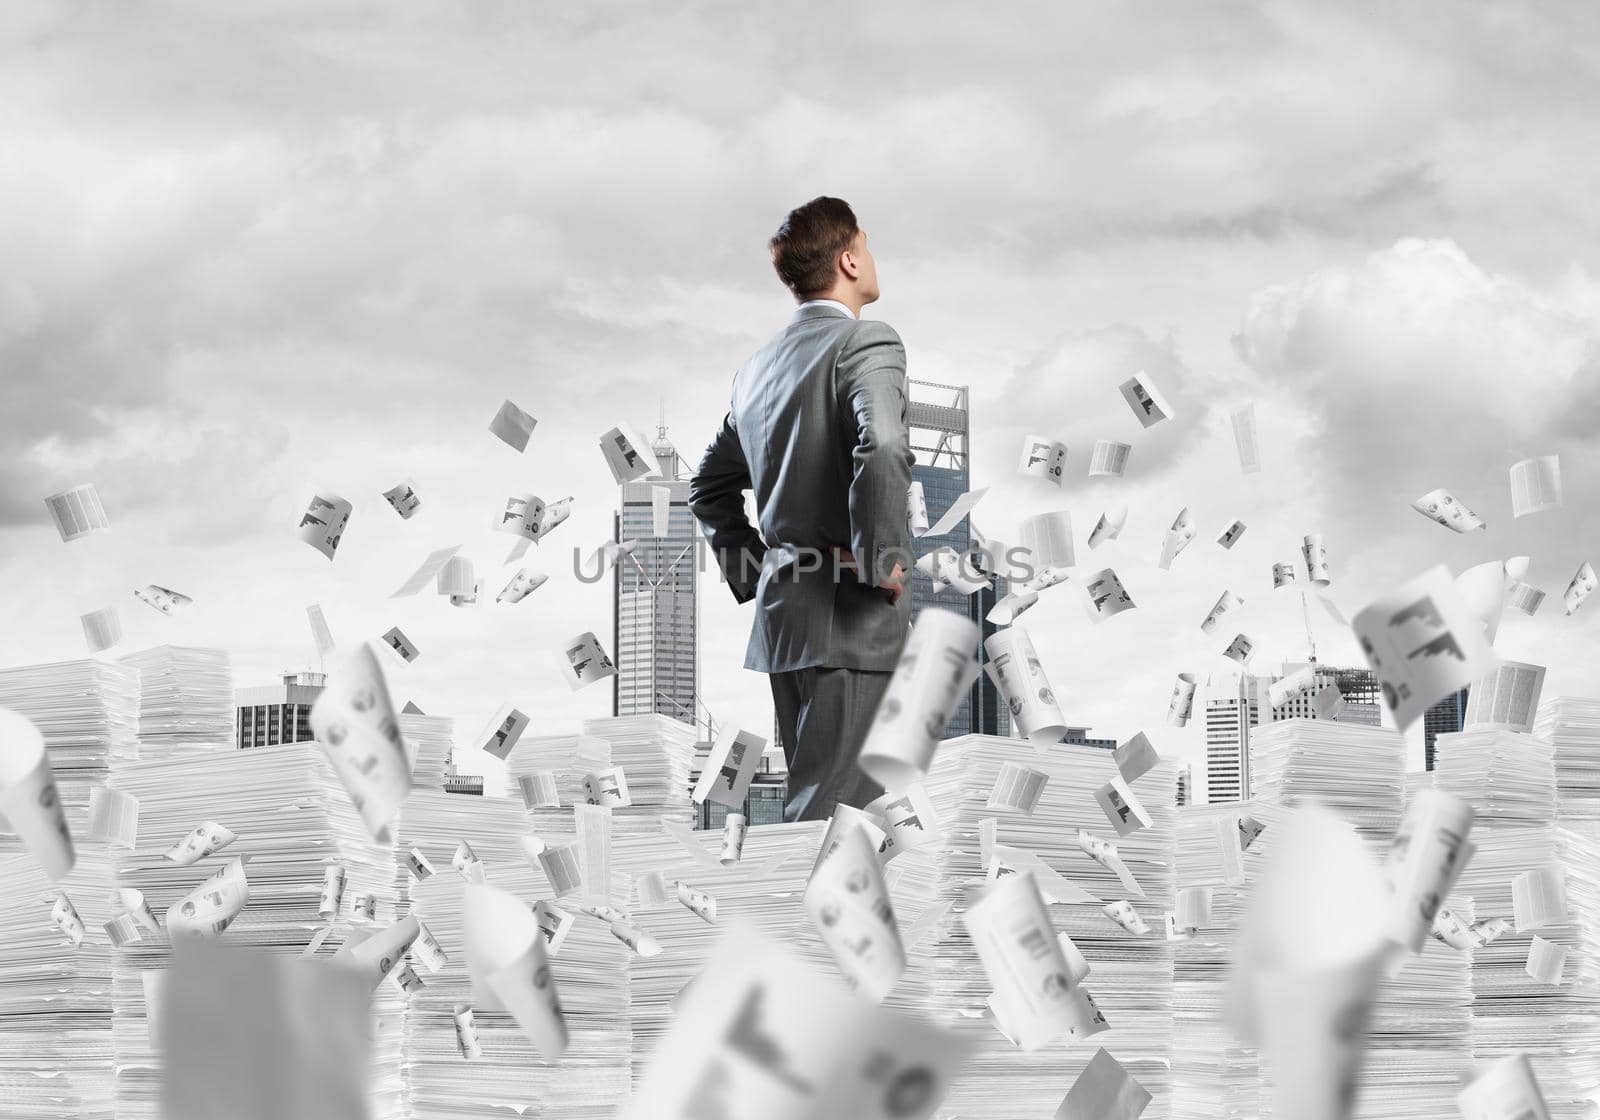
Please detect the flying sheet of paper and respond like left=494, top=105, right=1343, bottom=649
left=986, top=589, right=1039, bottom=626
left=1158, top=507, right=1197, bottom=570
left=1456, top=560, right=1510, bottom=644
left=1352, top=564, right=1500, bottom=731
left=1081, top=568, right=1135, bottom=623
left=1505, top=580, right=1545, bottom=616
left=332, top=913, right=421, bottom=990
left=382, top=479, right=421, bottom=519
left=489, top=399, right=538, bottom=452
left=1199, top=589, right=1243, bottom=635
left=87, top=785, right=138, bottom=848
left=166, top=856, right=250, bottom=937
left=0, top=706, right=75, bottom=879
left=692, top=727, right=767, bottom=807
left=1383, top=788, right=1475, bottom=954
left=1167, top=673, right=1198, bottom=727
left=1088, top=505, right=1129, bottom=550
left=161, top=939, right=372, bottom=1120
left=621, top=920, right=971, bottom=1120
left=719, top=814, right=747, bottom=866
left=517, top=771, right=560, bottom=810
left=1118, top=372, right=1174, bottom=427
left=1302, top=533, right=1331, bottom=586
left=437, top=555, right=475, bottom=600
left=599, top=423, right=661, bottom=484
left=1094, top=777, right=1153, bottom=837
left=915, top=546, right=990, bottom=596
left=1089, top=439, right=1131, bottom=478
left=919, top=486, right=988, bottom=540
left=81, top=606, right=122, bottom=653
left=1230, top=403, right=1261, bottom=474
left=811, top=805, right=890, bottom=878
left=1509, top=454, right=1562, bottom=518
left=906, top=480, right=929, bottom=535
left=866, top=783, right=940, bottom=857
left=1018, top=435, right=1068, bottom=484
left=584, top=766, right=632, bottom=808
left=1512, top=866, right=1568, bottom=931
left=858, top=608, right=982, bottom=792
left=1112, top=732, right=1159, bottom=783
left=1412, top=488, right=1485, bottom=532
left=1268, top=664, right=1317, bottom=709
left=1222, top=633, right=1254, bottom=665
left=1018, top=510, right=1074, bottom=576
left=1464, top=660, right=1546, bottom=733
left=390, top=545, right=461, bottom=598
left=44, top=483, right=110, bottom=542
left=1563, top=561, right=1595, bottom=615
left=380, top=626, right=420, bottom=664
left=498, top=568, right=548, bottom=604
left=962, top=872, right=1087, bottom=1049
left=1054, top=1046, right=1151, bottom=1120
left=297, top=493, right=352, bottom=561
left=804, top=822, right=905, bottom=1002
left=1215, top=815, right=1246, bottom=887
left=306, top=604, right=336, bottom=657
left=478, top=704, right=532, bottom=761
left=318, top=865, right=345, bottom=919
left=164, top=820, right=236, bottom=867
left=1456, top=1053, right=1552, bottom=1120
left=310, top=642, right=413, bottom=843
left=1217, top=519, right=1247, bottom=549
left=558, top=631, right=616, bottom=691
left=985, top=627, right=1067, bottom=743
left=1272, top=561, right=1297, bottom=590
left=987, top=762, right=1050, bottom=815
left=463, top=883, right=569, bottom=1058
left=1078, top=829, right=1146, bottom=898
left=134, top=583, right=192, bottom=616
left=1525, top=935, right=1568, bottom=985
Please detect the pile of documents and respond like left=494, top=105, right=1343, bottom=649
left=1441, top=719, right=1600, bottom=1119
left=396, top=790, right=631, bottom=1120
left=116, top=646, right=233, bottom=753
left=107, top=743, right=402, bottom=1120
left=400, top=712, right=454, bottom=794
left=918, top=735, right=1177, bottom=1118
left=1534, top=697, right=1600, bottom=823
left=1249, top=719, right=1405, bottom=841
left=579, top=715, right=699, bottom=835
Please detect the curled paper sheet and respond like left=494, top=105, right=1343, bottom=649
left=599, top=423, right=661, bottom=484
left=1268, top=664, right=1317, bottom=709
left=963, top=872, right=1086, bottom=1049
left=811, top=805, right=889, bottom=878
left=1083, top=567, right=1135, bottom=623
left=1088, top=505, right=1129, bottom=550
left=1312, top=681, right=1345, bottom=720
left=480, top=704, right=532, bottom=761
left=410, top=919, right=449, bottom=971
left=350, top=893, right=378, bottom=922
left=1056, top=1045, right=1152, bottom=1120
left=584, top=766, right=632, bottom=808
left=167, top=856, right=250, bottom=937
left=1512, top=866, right=1568, bottom=932
left=310, top=642, right=414, bottom=842
left=675, top=882, right=718, bottom=926
left=1158, top=507, right=1197, bottom=570
left=1509, top=454, right=1562, bottom=518
left=1456, top=560, right=1510, bottom=644
left=454, top=839, right=485, bottom=881
left=1525, top=935, right=1568, bottom=985
left=558, top=631, right=616, bottom=691
left=1382, top=788, right=1475, bottom=954
left=692, top=727, right=766, bottom=808
left=1302, top=533, right=1331, bottom=586
left=52, top=892, right=86, bottom=947
left=1200, top=589, right=1244, bottom=635
left=1119, top=371, right=1174, bottom=428
left=381, top=626, right=421, bottom=664
left=1078, top=829, right=1146, bottom=899
left=391, top=545, right=461, bottom=598
left=990, top=982, right=1107, bottom=1049
left=984, top=627, right=1067, bottom=744
left=489, top=398, right=538, bottom=452
left=1352, top=564, right=1499, bottom=731
left=1175, top=885, right=1213, bottom=931
left=1102, top=899, right=1151, bottom=936
left=1456, top=1053, right=1552, bottom=1120
left=535, top=900, right=577, bottom=956
left=804, top=822, right=905, bottom=1002
left=1018, top=434, right=1068, bottom=484
left=1018, top=509, right=1074, bottom=579
left=866, top=784, right=940, bottom=857
left=1222, top=633, right=1254, bottom=664
left=719, top=813, right=747, bottom=866
left=987, top=761, right=1050, bottom=815
left=1089, top=439, right=1131, bottom=478
left=986, top=589, right=1040, bottom=625
left=635, top=870, right=670, bottom=909
left=44, top=483, right=110, bottom=542
left=463, top=883, right=569, bottom=1059
left=306, top=604, right=336, bottom=656
left=920, top=486, right=988, bottom=540
left=1563, top=561, right=1595, bottom=615
left=517, top=771, right=560, bottom=810
left=81, top=606, right=122, bottom=653
left=1429, top=906, right=1481, bottom=951
left=437, top=554, right=476, bottom=599
left=988, top=845, right=1101, bottom=905
left=1217, top=519, right=1247, bottom=549
left=332, top=913, right=421, bottom=990
left=916, top=546, right=989, bottom=596
left=405, top=847, right=436, bottom=881
left=1167, top=673, right=1197, bottom=727
left=1227, top=803, right=1392, bottom=1120
left=651, top=485, right=672, bottom=537
left=453, top=1005, right=483, bottom=1060
left=498, top=568, right=549, bottom=604
left=606, top=917, right=665, bottom=958
left=1505, top=580, right=1545, bottom=616
left=296, top=493, right=351, bottom=560
left=500, top=494, right=547, bottom=541
left=134, top=584, right=193, bottom=616
left=537, top=843, right=583, bottom=898
left=858, top=608, right=981, bottom=791
left=1272, top=562, right=1297, bottom=590
left=1231, top=403, right=1260, bottom=474
left=1464, top=660, right=1546, bottom=733
left=907, top=480, right=930, bottom=536
left=0, top=706, right=75, bottom=879
left=1112, top=733, right=1159, bottom=783
left=382, top=479, right=421, bottom=519
left=1215, top=816, right=1247, bottom=887
left=1094, top=777, right=1153, bottom=837
left=1412, top=488, right=1485, bottom=532
left=318, top=865, right=346, bottom=919
left=164, top=820, right=236, bottom=866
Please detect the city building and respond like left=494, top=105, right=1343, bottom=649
left=1423, top=687, right=1470, bottom=772
left=235, top=671, right=325, bottom=750
left=443, top=772, right=485, bottom=796
left=907, top=379, right=1010, bottom=738
left=1269, top=662, right=1382, bottom=727
left=1176, top=764, right=1191, bottom=808
left=1205, top=675, right=1262, bottom=804
left=1062, top=727, right=1117, bottom=750
left=613, top=418, right=704, bottom=734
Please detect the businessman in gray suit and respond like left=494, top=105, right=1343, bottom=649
left=689, top=196, right=914, bottom=823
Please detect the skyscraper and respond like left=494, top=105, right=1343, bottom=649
left=1176, top=764, right=1191, bottom=808
left=1423, top=687, right=1470, bottom=772
left=1269, top=662, right=1382, bottom=727
left=1205, top=675, right=1263, bottom=803
left=907, top=379, right=1010, bottom=738
left=235, top=671, right=325, bottom=749
left=613, top=420, right=702, bottom=733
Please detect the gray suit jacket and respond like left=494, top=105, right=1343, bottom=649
left=689, top=303, right=915, bottom=674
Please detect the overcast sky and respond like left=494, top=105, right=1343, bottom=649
left=3, top=1, right=1596, bottom=795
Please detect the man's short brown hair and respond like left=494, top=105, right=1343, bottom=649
left=769, top=196, right=859, bottom=299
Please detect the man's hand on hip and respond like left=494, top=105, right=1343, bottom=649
left=833, top=547, right=906, bottom=605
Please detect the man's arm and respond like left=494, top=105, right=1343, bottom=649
left=688, top=412, right=767, bottom=604
left=836, top=320, right=914, bottom=593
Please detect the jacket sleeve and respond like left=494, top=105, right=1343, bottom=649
left=687, top=411, right=767, bottom=604
left=835, top=320, right=914, bottom=587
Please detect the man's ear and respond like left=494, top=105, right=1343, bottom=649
left=839, top=248, right=859, bottom=280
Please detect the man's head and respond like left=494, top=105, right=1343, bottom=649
left=769, top=196, right=879, bottom=309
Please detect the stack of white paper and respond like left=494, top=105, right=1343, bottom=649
left=917, top=736, right=1177, bottom=1117
left=1249, top=719, right=1405, bottom=839
left=401, top=712, right=454, bottom=793
left=117, top=647, right=234, bottom=753
left=106, top=743, right=402, bottom=1120
left=396, top=790, right=630, bottom=1120
left=1533, top=698, right=1600, bottom=824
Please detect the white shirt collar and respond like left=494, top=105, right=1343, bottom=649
left=795, top=298, right=857, bottom=319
